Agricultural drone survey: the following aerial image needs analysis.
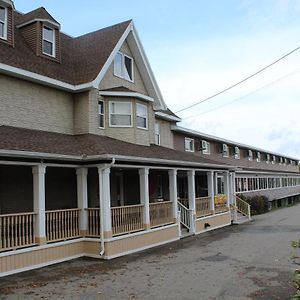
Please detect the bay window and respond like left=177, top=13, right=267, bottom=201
left=136, top=103, right=148, bottom=129
left=109, top=101, right=132, bottom=127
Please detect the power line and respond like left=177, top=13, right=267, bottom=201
left=182, top=68, right=300, bottom=120
left=175, top=45, right=300, bottom=114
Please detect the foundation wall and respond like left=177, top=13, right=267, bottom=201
left=195, top=212, right=231, bottom=233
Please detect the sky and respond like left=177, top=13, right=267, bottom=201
left=14, top=0, right=300, bottom=158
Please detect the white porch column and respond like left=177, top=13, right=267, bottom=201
left=207, top=171, right=215, bottom=213
left=224, top=172, right=230, bottom=208
left=139, top=168, right=150, bottom=229
left=230, top=172, right=238, bottom=222
left=98, top=167, right=112, bottom=238
left=76, top=167, right=88, bottom=236
left=32, top=165, right=46, bottom=245
left=168, top=169, right=178, bottom=221
left=187, top=170, right=196, bottom=233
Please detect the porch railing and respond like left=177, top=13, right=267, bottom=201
left=46, top=208, right=81, bottom=242
left=86, top=208, right=100, bottom=237
left=0, top=212, right=37, bottom=251
left=150, top=201, right=173, bottom=228
left=111, top=204, right=144, bottom=236
left=178, top=201, right=193, bottom=229
left=196, top=196, right=213, bottom=218
left=214, top=194, right=229, bottom=214
left=236, top=196, right=251, bottom=219
left=178, top=198, right=189, bottom=208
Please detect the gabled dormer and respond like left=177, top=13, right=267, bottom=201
left=16, top=7, right=61, bottom=61
left=0, top=0, right=14, bottom=46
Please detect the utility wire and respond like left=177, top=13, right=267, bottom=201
left=175, top=45, right=300, bottom=113
left=182, top=68, right=300, bottom=120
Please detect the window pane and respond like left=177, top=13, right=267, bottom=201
left=43, top=27, right=54, bottom=42
left=114, top=52, right=122, bottom=77
left=0, top=23, right=3, bottom=38
left=98, top=101, right=104, bottom=114
left=0, top=7, right=5, bottom=22
left=99, top=115, right=104, bottom=128
left=111, top=115, right=131, bottom=126
left=43, top=40, right=53, bottom=56
left=137, top=116, right=146, bottom=128
left=111, top=102, right=131, bottom=114
left=136, top=103, right=147, bottom=117
left=124, top=56, right=133, bottom=80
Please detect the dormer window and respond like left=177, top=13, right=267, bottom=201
left=0, top=6, right=7, bottom=40
left=257, top=151, right=261, bottom=162
left=114, top=51, right=134, bottom=82
left=222, top=144, right=229, bottom=157
left=266, top=154, right=270, bottom=164
left=272, top=155, right=276, bottom=164
left=42, top=26, right=55, bottom=57
left=185, top=138, right=194, bottom=152
left=234, top=146, right=240, bottom=159
left=248, top=150, right=253, bottom=161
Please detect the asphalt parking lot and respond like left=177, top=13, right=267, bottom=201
left=1, top=204, right=299, bottom=300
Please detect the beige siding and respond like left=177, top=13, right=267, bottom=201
left=99, top=41, right=148, bottom=95
left=195, top=212, right=231, bottom=233
left=156, top=118, right=174, bottom=149
left=73, top=91, right=90, bottom=134
left=0, top=75, right=74, bottom=134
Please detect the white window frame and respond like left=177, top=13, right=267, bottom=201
left=98, top=100, right=105, bottom=129
left=222, top=143, right=229, bottom=157
left=234, top=146, right=240, bottom=159
left=257, top=152, right=261, bottom=162
left=0, top=6, right=7, bottom=40
left=113, top=51, right=134, bottom=82
left=266, top=154, right=270, bottom=164
left=136, top=103, right=148, bottom=130
left=185, top=137, right=195, bottom=152
left=109, top=101, right=132, bottom=128
left=248, top=149, right=253, bottom=161
left=272, top=155, right=276, bottom=164
left=155, top=122, right=160, bottom=145
left=42, top=26, right=55, bottom=57
left=201, top=140, right=210, bottom=155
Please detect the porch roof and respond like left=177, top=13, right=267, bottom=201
left=0, top=126, right=234, bottom=169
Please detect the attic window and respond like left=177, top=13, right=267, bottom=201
left=42, top=26, right=55, bottom=57
left=234, top=146, right=240, bottom=159
left=0, top=6, right=7, bottom=40
left=114, top=51, right=134, bottom=82
left=201, top=140, right=210, bottom=154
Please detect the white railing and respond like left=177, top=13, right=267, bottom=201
left=195, top=196, right=212, bottom=218
left=178, top=201, right=193, bottom=229
left=0, top=212, right=37, bottom=251
left=214, top=194, right=229, bottom=214
left=111, top=204, right=144, bottom=236
left=236, top=196, right=251, bottom=219
left=86, top=208, right=100, bottom=237
left=150, top=201, right=174, bottom=228
left=46, top=208, right=81, bottom=242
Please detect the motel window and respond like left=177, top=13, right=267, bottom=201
left=185, top=137, right=194, bottom=152
left=109, top=101, right=132, bottom=127
left=136, top=103, right=148, bottom=129
left=98, top=101, right=104, bottom=128
left=43, top=26, right=55, bottom=57
left=234, top=146, right=240, bottom=159
left=0, top=6, right=6, bottom=40
left=155, top=122, right=160, bottom=145
left=201, top=140, right=210, bottom=154
left=222, top=144, right=229, bottom=157
left=248, top=150, right=253, bottom=161
left=114, top=51, right=134, bottom=82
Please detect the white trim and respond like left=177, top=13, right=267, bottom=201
left=109, top=100, right=133, bottom=128
left=113, top=51, right=134, bottom=82
left=171, top=125, right=300, bottom=162
left=16, top=18, right=60, bottom=29
left=184, top=137, right=195, bottom=152
left=99, top=90, right=153, bottom=102
left=42, top=25, right=55, bottom=58
left=155, top=111, right=181, bottom=122
left=103, top=237, right=180, bottom=260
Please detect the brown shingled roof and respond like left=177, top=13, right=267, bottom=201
left=0, top=8, right=131, bottom=85
left=0, top=126, right=231, bottom=168
left=16, top=7, right=59, bottom=26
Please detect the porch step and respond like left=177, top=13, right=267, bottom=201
left=232, top=212, right=251, bottom=225
left=180, top=227, right=194, bottom=239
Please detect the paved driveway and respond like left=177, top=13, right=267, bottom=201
left=1, top=204, right=300, bottom=300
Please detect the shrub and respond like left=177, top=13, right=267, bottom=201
left=237, top=194, right=269, bottom=215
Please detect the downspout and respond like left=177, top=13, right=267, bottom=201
left=98, top=158, right=115, bottom=256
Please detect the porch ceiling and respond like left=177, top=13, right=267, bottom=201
left=0, top=126, right=233, bottom=169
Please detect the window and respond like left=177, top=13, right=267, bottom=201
left=185, top=138, right=194, bottom=152
left=155, top=122, right=160, bottom=145
left=272, top=155, right=276, bottom=164
left=257, top=151, right=261, bottom=162
left=109, top=101, right=132, bottom=127
left=114, top=51, right=134, bottom=81
left=222, top=144, right=229, bottom=157
left=248, top=150, right=253, bottom=161
left=42, top=26, right=55, bottom=57
left=234, top=146, right=240, bottom=159
left=284, top=158, right=288, bottom=165
left=201, top=140, right=210, bottom=154
left=280, top=157, right=283, bottom=165
left=98, top=101, right=104, bottom=128
left=266, top=154, right=270, bottom=164
left=0, top=6, right=6, bottom=40
left=136, top=103, right=148, bottom=129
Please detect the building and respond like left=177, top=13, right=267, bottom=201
left=0, top=1, right=299, bottom=277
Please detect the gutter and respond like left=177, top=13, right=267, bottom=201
left=98, top=158, right=115, bottom=256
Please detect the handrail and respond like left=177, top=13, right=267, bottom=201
left=235, top=195, right=251, bottom=218
left=178, top=201, right=192, bottom=229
